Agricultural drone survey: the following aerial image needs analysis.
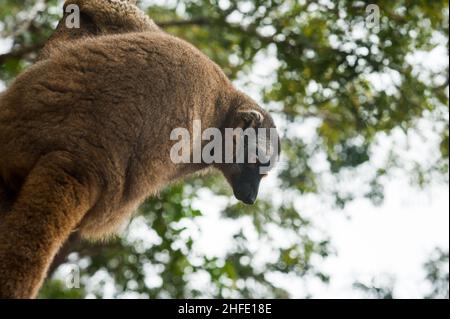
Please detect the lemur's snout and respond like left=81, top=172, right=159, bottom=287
left=233, top=179, right=260, bottom=205
left=235, top=190, right=257, bottom=205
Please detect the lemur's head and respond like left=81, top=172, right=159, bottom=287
left=216, top=97, right=280, bottom=205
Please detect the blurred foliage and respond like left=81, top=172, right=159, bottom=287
left=353, top=275, right=395, bottom=299
left=0, top=0, right=448, bottom=298
left=354, top=248, right=449, bottom=299
left=424, top=248, right=449, bottom=299
left=38, top=280, right=87, bottom=299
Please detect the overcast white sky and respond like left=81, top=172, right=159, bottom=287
left=0, top=1, right=448, bottom=299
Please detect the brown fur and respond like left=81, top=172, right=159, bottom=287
left=0, top=3, right=277, bottom=298
left=39, top=0, right=160, bottom=60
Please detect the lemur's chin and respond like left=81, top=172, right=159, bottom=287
left=241, top=197, right=256, bottom=205
left=235, top=191, right=257, bottom=205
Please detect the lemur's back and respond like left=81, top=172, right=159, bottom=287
left=1, top=31, right=233, bottom=160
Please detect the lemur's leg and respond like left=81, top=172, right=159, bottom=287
left=0, top=152, right=97, bottom=298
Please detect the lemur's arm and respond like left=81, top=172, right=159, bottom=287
left=39, top=0, right=160, bottom=60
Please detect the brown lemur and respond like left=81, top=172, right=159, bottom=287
left=0, top=0, right=280, bottom=298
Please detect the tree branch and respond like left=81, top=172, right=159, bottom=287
left=0, top=18, right=213, bottom=65
left=156, top=18, right=210, bottom=28
left=0, top=43, right=44, bottom=65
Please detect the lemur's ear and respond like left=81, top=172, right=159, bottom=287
left=235, top=109, right=265, bottom=129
